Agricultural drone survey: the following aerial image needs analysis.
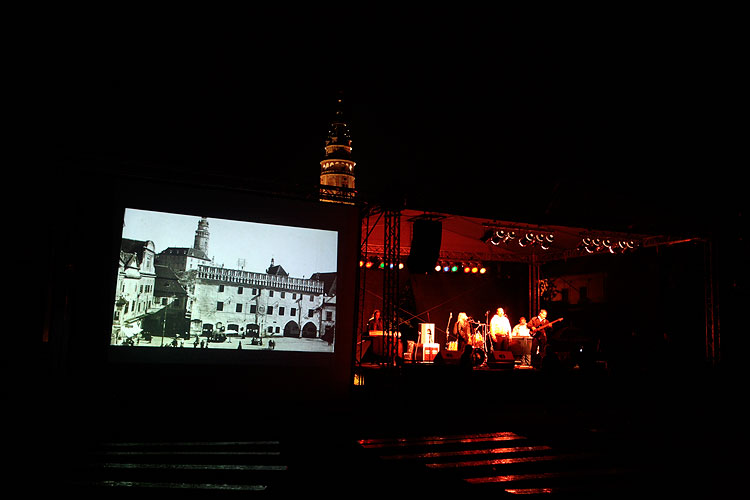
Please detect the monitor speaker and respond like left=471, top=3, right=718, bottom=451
left=488, top=350, right=515, bottom=369
left=434, top=349, right=461, bottom=364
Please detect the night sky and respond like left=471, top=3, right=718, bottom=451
left=29, top=7, right=746, bottom=377
left=44, top=10, right=738, bottom=237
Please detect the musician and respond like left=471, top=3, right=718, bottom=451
left=528, top=309, right=550, bottom=367
left=490, top=307, right=511, bottom=351
left=453, top=312, right=473, bottom=352
left=512, top=317, right=532, bottom=366
left=367, top=309, right=383, bottom=333
left=512, top=317, right=530, bottom=337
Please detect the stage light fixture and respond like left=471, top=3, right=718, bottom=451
left=579, top=236, right=639, bottom=255
left=484, top=227, right=519, bottom=245
left=479, top=266, right=487, bottom=274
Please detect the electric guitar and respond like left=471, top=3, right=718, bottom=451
left=530, top=317, right=564, bottom=338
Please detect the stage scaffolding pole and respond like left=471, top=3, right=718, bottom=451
left=529, top=255, right=540, bottom=320
left=704, top=238, right=720, bottom=366
left=357, top=208, right=371, bottom=367
left=381, top=206, right=401, bottom=367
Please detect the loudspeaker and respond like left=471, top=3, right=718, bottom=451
left=488, top=350, right=515, bottom=369
left=355, top=339, right=371, bottom=363
left=407, top=219, right=442, bottom=273
left=434, top=349, right=462, bottom=364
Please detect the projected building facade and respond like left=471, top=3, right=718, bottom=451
left=189, top=261, right=336, bottom=343
left=113, top=209, right=339, bottom=350
left=113, top=239, right=157, bottom=343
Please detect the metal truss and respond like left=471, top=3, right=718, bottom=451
left=381, top=207, right=401, bottom=366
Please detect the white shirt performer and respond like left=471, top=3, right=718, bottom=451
left=490, top=307, right=512, bottom=350
left=512, top=317, right=531, bottom=337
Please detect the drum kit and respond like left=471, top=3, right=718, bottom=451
left=468, top=319, right=492, bottom=366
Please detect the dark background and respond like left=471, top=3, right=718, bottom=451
left=32, top=8, right=744, bottom=370
left=40, top=9, right=739, bottom=233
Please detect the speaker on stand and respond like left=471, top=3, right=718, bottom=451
left=406, top=218, right=442, bottom=274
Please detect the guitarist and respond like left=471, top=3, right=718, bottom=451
left=528, top=309, right=550, bottom=368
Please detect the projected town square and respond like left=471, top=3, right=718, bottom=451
left=112, top=208, right=339, bottom=353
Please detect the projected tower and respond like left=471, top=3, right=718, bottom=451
left=320, top=91, right=356, bottom=204
left=157, top=216, right=211, bottom=273
left=194, top=216, right=210, bottom=255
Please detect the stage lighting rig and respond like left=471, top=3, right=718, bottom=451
left=485, top=228, right=517, bottom=245
left=435, top=260, right=487, bottom=274
left=578, top=236, right=638, bottom=255
left=518, top=231, right=555, bottom=250
left=483, top=225, right=554, bottom=250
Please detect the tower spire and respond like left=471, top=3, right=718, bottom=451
left=320, top=90, right=356, bottom=204
left=193, top=217, right=209, bottom=256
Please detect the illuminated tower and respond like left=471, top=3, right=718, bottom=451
left=320, top=91, right=356, bottom=203
left=193, top=217, right=209, bottom=255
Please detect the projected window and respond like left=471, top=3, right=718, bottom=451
left=112, top=208, right=338, bottom=353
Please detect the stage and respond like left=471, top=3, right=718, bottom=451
left=352, top=348, right=612, bottom=405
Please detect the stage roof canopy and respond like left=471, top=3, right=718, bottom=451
left=361, top=208, right=699, bottom=266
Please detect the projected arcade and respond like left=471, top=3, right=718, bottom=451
left=112, top=208, right=338, bottom=353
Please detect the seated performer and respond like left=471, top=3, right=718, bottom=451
left=490, top=307, right=511, bottom=351
left=367, top=309, right=383, bottom=333
left=512, top=317, right=532, bottom=366
left=512, top=317, right=530, bottom=337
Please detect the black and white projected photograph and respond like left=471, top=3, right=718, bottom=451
left=112, top=208, right=339, bottom=353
